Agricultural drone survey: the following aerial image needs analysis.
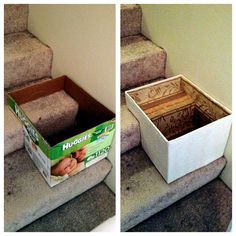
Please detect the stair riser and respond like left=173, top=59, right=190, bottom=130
left=121, top=106, right=140, bottom=154
left=4, top=5, right=28, bottom=34
left=4, top=48, right=52, bottom=89
left=121, top=125, right=140, bottom=154
left=121, top=5, right=142, bottom=37
left=121, top=51, right=166, bottom=90
left=4, top=108, right=24, bottom=155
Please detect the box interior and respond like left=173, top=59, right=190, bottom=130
left=128, top=77, right=230, bottom=140
left=9, top=76, right=115, bottom=146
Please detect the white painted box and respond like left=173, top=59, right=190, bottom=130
left=125, top=75, right=232, bottom=183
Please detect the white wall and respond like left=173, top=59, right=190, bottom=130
left=141, top=4, right=232, bottom=188
left=28, top=4, right=116, bottom=192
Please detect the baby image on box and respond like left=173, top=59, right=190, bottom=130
left=51, top=146, right=87, bottom=177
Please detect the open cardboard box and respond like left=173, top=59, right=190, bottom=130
left=7, top=76, right=115, bottom=187
left=125, top=74, right=231, bottom=183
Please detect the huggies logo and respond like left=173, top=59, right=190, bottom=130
left=62, top=134, right=91, bottom=151
left=15, top=105, right=39, bottom=144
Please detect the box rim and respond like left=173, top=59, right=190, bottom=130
left=126, top=74, right=232, bottom=114
left=125, top=74, right=232, bottom=143
left=7, top=75, right=116, bottom=159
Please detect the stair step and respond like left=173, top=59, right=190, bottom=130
left=121, top=4, right=142, bottom=38
left=121, top=146, right=226, bottom=231
left=19, top=183, right=115, bottom=232
left=4, top=149, right=112, bottom=232
left=4, top=31, right=53, bottom=89
left=4, top=105, right=23, bottom=156
left=129, top=179, right=231, bottom=232
left=4, top=77, right=52, bottom=156
left=121, top=94, right=140, bottom=154
left=4, top=4, right=28, bottom=34
left=4, top=87, right=78, bottom=156
left=121, top=35, right=166, bottom=90
left=21, top=90, right=78, bottom=136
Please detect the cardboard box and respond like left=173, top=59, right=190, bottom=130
left=8, top=76, right=115, bottom=187
left=125, top=74, right=231, bottom=183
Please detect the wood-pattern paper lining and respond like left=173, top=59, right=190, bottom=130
left=181, top=80, right=229, bottom=120
left=129, top=78, right=182, bottom=106
left=128, top=77, right=229, bottom=121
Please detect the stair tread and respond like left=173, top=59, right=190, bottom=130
left=19, top=183, right=115, bottom=232
left=4, top=31, right=52, bottom=89
left=121, top=146, right=226, bottom=231
left=121, top=94, right=140, bottom=154
left=121, top=35, right=165, bottom=64
left=4, top=84, right=78, bottom=155
left=4, top=149, right=112, bottom=232
left=4, top=4, right=28, bottom=34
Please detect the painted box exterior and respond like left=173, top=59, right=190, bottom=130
left=8, top=76, right=115, bottom=187
left=125, top=75, right=231, bottom=183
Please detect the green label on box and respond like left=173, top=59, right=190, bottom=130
left=50, top=120, right=115, bottom=160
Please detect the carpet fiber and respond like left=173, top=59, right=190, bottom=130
left=129, top=178, right=231, bottom=232
left=19, top=183, right=115, bottom=232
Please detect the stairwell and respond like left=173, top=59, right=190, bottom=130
left=4, top=5, right=115, bottom=232
left=120, top=4, right=231, bottom=232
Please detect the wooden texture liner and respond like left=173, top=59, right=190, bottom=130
left=142, top=92, right=194, bottom=120
left=181, top=79, right=229, bottom=120
left=129, top=77, right=230, bottom=119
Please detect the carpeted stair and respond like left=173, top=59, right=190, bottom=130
left=121, top=4, right=142, bottom=38
left=121, top=34, right=166, bottom=90
left=19, top=183, right=115, bottom=232
left=4, top=149, right=112, bottom=232
left=121, top=93, right=140, bottom=154
left=4, top=31, right=52, bottom=89
left=128, top=179, right=231, bottom=232
left=121, top=147, right=227, bottom=231
left=4, top=4, right=28, bottom=34
left=120, top=4, right=231, bottom=232
left=4, top=4, right=114, bottom=232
